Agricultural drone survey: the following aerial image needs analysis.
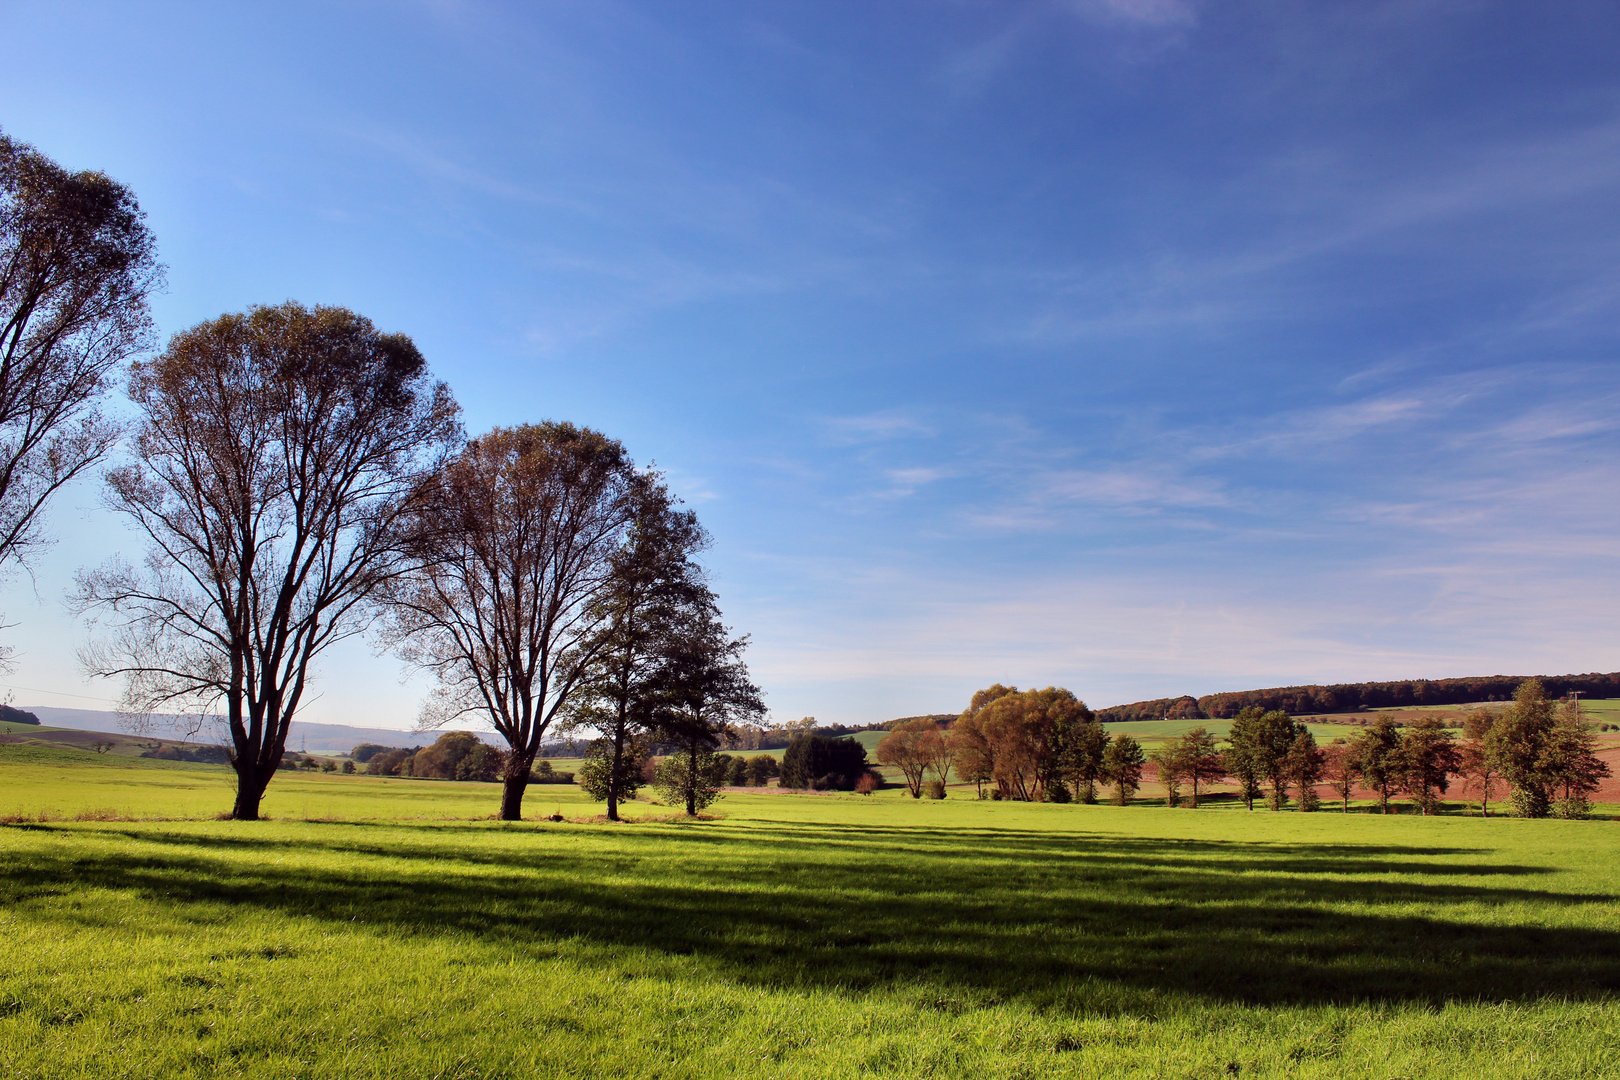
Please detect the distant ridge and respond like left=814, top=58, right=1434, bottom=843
left=20, top=706, right=497, bottom=753
left=0, top=704, right=40, bottom=725
left=1096, top=671, right=1620, bottom=723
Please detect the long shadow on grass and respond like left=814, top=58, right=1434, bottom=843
left=3, top=819, right=1617, bottom=1011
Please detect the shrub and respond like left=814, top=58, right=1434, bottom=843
left=340, top=760, right=355, bottom=774
left=854, top=771, right=880, bottom=795
left=923, top=779, right=946, bottom=800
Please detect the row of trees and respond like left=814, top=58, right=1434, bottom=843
left=879, top=681, right=1608, bottom=818
left=0, top=133, right=762, bottom=821
left=1153, top=679, right=1608, bottom=817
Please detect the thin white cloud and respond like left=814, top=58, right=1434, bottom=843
left=819, top=410, right=937, bottom=445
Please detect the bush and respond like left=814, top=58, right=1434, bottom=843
left=340, top=760, right=355, bottom=774
left=320, top=759, right=337, bottom=772
left=854, top=771, right=880, bottom=795
left=923, top=779, right=946, bottom=800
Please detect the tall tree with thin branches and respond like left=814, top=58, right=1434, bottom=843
left=75, top=303, right=458, bottom=819
left=383, top=422, right=642, bottom=821
left=0, top=131, right=160, bottom=640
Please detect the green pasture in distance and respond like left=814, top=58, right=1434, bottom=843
left=3, top=750, right=1620, bottom=1078
left=0, top=745, right=599, bottom=823
left=1099, top=717, right=1352, bottom=745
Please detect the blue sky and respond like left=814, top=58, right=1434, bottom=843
left=2, top=1, right=1618, bottom=729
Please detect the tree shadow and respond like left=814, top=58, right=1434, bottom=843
left=2, top=818, right=1615, bottom=1011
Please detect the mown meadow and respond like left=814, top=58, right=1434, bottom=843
left=3, top=745, right=1619, bottom=1079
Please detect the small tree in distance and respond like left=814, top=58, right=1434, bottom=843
left=1352, top=716, right=1403, bottom=814
left=1179, top=727, right=1225, bottom=808
left=1284, top=730, right=1325, bottom=811
left=1322, top=741, right=1358, bottom=812
left=1223, top=708, right=1267, bottom=811
left=1396, top=715, right=1460, bottom=815
left=1103, top=735, right=1145, bottom=805
left=875, top=718, right=935, bottom=798
left=1459, top=709, right=1501, bottom=816
left=1064, top=720, right=1111, bottom=804
left=1148, top=741, right=1186, bottom=808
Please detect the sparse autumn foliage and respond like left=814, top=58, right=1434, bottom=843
left=876, top=718, right=939, bottom=798
left=382, top=422, right=642, bottom=821
left=76, top=303, right=459, bottom=820
left=0, top=131, right=161, bottom=602
left=1322, top=742, right=1358, bottom=812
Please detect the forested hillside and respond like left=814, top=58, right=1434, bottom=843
left=1097, top=671, right=1620, bottom=721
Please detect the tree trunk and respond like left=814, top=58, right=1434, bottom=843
left=500, top=757, right=531, bottom=821
left=232, top=761, right=272, bottom=820
left=606, top=725, right=625, bottom=823
left=685, top=737, right=699, bottom=816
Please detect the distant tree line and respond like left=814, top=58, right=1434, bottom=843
left=1096, top=671, right=1620, bottom=721
left=946, top=678, right=1608, bottom=819
left=0, top=706, right=40, bottom=726
left=348, top=733, right=577, bottom=784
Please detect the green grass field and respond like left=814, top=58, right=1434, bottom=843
left=3, top=745, right=1619, bottom=1078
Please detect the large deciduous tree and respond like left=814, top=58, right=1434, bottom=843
left=383, top=422, right=643, bottom=821
left=75, top=303, right=458, bottom=820
left=0, top=132, right=160, bottom=627
left=964, top=686, right=1092, bottom=802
